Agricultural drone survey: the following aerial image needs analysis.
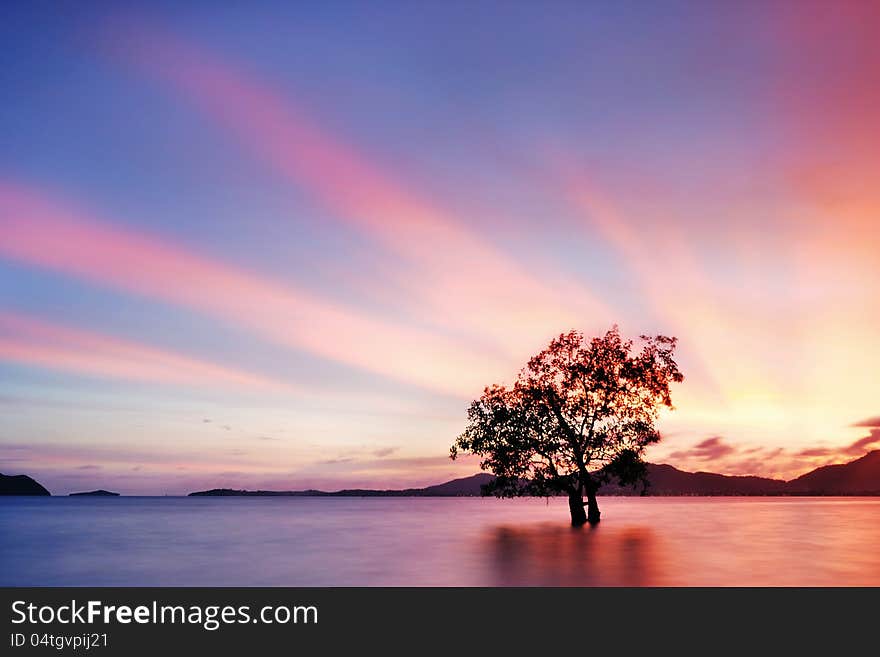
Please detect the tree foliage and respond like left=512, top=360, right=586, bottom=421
left=451, top=327, right=683, bottom=509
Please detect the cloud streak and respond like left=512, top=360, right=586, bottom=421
left=662, top=419, right=880, bottom=479
left=0, top=181, right=502, bottom=396
left=668, top=436, right=736, bottom=461
left=103, top=21, right=610, bottom=358
left=844, top=430, right=880, bottom=455
left=0, top=312, right=287, bottom=391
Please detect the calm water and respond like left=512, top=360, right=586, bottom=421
left=3, top=496, right=880, bottom=586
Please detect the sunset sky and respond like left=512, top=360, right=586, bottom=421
left=2, top=2, right=878, bottom=494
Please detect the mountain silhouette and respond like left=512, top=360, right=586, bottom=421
left=189, top=474, right=497, bottom=497
left=787, top=450, right=880, bottom=494
left=603, top=463, right=789, bottom=495
left=0, top=473, right=50, bottom=496
left=69, top=489, right=120, bottom=496
left=420, top=473, right=496, bottom=495
left=6, top=451, right=880, bottom=498
left=188, top=451, right=880, bottom=497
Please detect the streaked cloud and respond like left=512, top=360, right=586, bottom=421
left=0, top=181, right=503, bottom=396
left=662, top=421, right=880, bottom=480
left=668, top=436, right=736, bottom=462
left=844, top=430, right=880, bottom=455
left=102, top=21, right=611, bottom=358
left=0, top=311, right=287, bottom=391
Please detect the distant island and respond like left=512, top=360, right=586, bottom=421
left=69, top=489, right=120, bottom=496
left=189, top=451, right=880, bottom=497
left=0, top=473, right=50, bottom=496
left=190, top=473, right=497, bottom=497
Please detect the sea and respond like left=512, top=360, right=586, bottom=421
left=3, top=496, right=880, bottom=586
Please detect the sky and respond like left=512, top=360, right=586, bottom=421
left=1, top=1, right=878, bottom=494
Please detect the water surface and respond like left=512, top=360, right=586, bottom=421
left=3, top=496, right=879, bottom=586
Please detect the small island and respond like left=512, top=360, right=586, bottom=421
left=189, top=474, right=496, bottom=497
left=0, top=473, right=51, bottom=496
left=69, top=489, right=120, bottom=496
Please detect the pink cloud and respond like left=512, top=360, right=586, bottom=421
left=845, top=429, right=880, bottom=455
left=796, top=447, right=834, bottom=457
left=102, top=22, right=610, bottom=358
left=0, top=181, right=503, bottom=396
left=668, top=436, right=736, bottom=461
left=558, top=171, right=804, bottom=408
left=660, top=421, right=880, bottom=480
left=0, top=312, right=287, bottom=390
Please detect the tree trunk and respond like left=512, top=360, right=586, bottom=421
left=568, top=492, right=588, bottom=526
left=586, top=488, right=601, bottom=525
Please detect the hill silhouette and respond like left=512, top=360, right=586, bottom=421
left=189, top=474, right=497, bottom=498
left=0, top=473, right=50, bottom=496
left=6, top=451, right=880, bottom=498
left=189, top=451, right=880, bottom=497
left=787, top=451, right=880, bottom=494
left=70, top=489, right=120, bottom=496
left=599, top=463, right=788, bottom=496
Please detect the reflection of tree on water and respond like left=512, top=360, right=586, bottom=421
left=486, top=523, right=659, bottom=586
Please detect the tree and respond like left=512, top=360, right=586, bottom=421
left=450, top=327, right=683, bottom=526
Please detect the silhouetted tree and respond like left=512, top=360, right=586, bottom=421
left=451, top=327, right=683, bottom=526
